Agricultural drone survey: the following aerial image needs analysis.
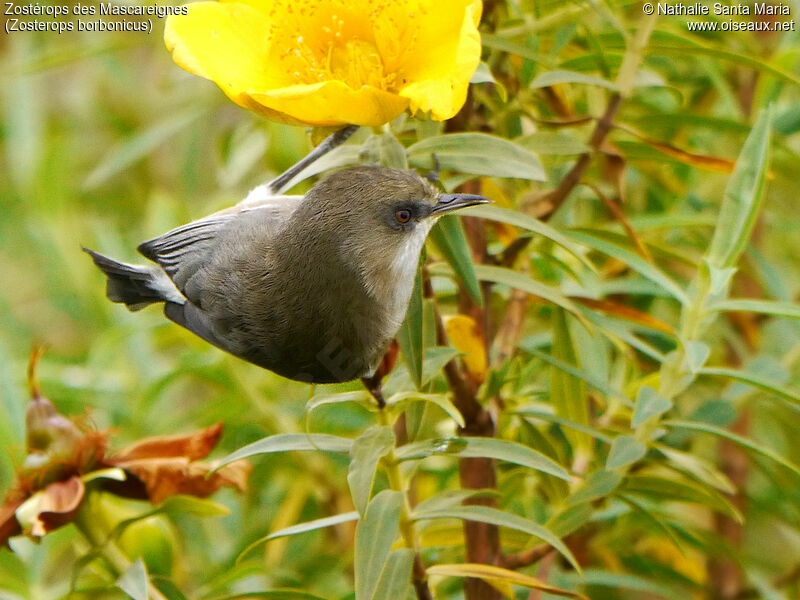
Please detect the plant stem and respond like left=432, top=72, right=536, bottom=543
left=376, top=401, right=432, bottom=600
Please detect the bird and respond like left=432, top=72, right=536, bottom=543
left=85, top=166, right=489, bottom=384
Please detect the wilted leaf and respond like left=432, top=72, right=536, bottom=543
left=28, top=476, right=84, bottom=536
left=111, top=423, right=223, bottom=462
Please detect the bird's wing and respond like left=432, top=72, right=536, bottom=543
left=137, top=193, right=304, bottom=293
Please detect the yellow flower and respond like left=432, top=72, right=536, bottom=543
left=164, top=0, right=482, bottom=126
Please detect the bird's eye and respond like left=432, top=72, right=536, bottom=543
left=395, top=209, right=412, bottom=223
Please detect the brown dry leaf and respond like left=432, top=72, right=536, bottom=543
left=571, top=297, right=675, bottom=335
left=444, top=315, right=488, bottom=384
left=114, top=457, right=251, bottom=504
left=615, top=124, right=735, bottom=173
left=111, top=423, right=223, bottom=462
left=32, top=476, right=85, bottom=536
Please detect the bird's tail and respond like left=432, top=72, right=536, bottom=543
left=83, top=247, right=184, bottom=311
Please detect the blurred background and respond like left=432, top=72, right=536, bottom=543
left=2, top=1, right=800, bottom=599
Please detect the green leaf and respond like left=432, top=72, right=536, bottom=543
left=632, top=386, right=673, bottom=428
left=411, top=505, right=580, bottom=572
left=517, top=411, right=614, bottom=444
left=306, top=391, right=373, bottom=417
left=698, top=367, right=800, bottom=406
left=394, top=436, right=570, bottom=481
left=663, top=420, right=800, bottom=477
left=348, top=426, right=395, bottom=516
left=426, top=563, right=588, bottom=599
left=354, top=490, right=404, bottom=600
left=524, top=349, right=633, bottom=408
left=407, top=133, right=546, bottom=181
left=684, top=341, right=710, bottom=374
left=214, top=434, right=353, bottom=470
left=214, top=592, right=331, bottom=600
left=559, top=569, right=674, bottom=598
left=116, top=558, right=149, bottom=600
left=549, top=309, right=592, bottom=459
left=620, top=475, right=742, bottom=521
left=656, top=445, right=735, bottom=493
left=706, top=109, right=771, bottom=269
left=112, top=495, right=229, bottom=540
left=567, top=470, right=621, bottom=505
left=709, top=298, right=800, bottom=319
left=530, top=69, right=618, bottom=90
left=386, top=391, right=465, bottom=427
left=605, top=435, right=646, bottom=470
left=459, top=204, right=592, bottom=269
left=396, top=268, right=425, bottom=389
left=566, top=230, right=688, bottom=303
left=371, top=548, right=414, bottom=600
left=471, top=264, right=586, bottom=323
left=428, top=215, right=482, bottom=304
left=515, top=132, right=590, bottom=155
left=238, top=512, right=360, bottom=563
left=280, top=144, right=363, bottom=191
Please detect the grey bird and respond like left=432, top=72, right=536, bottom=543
left=85, top=166, right=488, bottom=384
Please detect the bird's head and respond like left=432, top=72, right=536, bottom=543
left=297, top=165, right=490, bottom=315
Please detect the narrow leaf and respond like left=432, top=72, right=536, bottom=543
left=472, top=264, right=586, bottom=321
left=709, top=299, right=800, bottom=320
left=427, top=563, right=588, bottom=599
left=663, top=420, right=800, bottom=477
left=530, top=69, right=618, bottom=90
left=396, top=268, right=425, bottom=389
left=348, top=426, right=395, bottom=516
left=460, top=204, right=592, bottom=269
left=428, top=216, right=482, bottom=304
left=566, top=230, right=688, bottom=303
left=214, top=434, right=352, bottom=470
left=386, top=391, right=465, bottom=428
left=408, top=133, right=546, bottom=181
left=698, top=367, right=800, bottom=406
left=706, top=109, right=771, bottom=269
left=394, top=436, right=570, bottom=480
left=412, top=506, right=580, bottom=572
left=605, top=435, right=646, bottom=470
left=354, top=490, right=404, bottom=600
left=371, top=548, right=415, bottom=600
left=238, top=512, right=360, bottom=563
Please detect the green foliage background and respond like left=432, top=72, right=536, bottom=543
left=2, top=1, right=800, bottom=599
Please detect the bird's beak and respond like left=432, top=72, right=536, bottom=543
left=430, top=193, right=491, bottom=216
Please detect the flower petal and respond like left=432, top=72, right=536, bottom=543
left=250, top=81, right=409, bottom=127
left=165, top=2, right=305, bottom=122
left=396, top=0, right=482, bottom=120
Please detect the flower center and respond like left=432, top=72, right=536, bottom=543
left=327, top=39, right=394, bottom=91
